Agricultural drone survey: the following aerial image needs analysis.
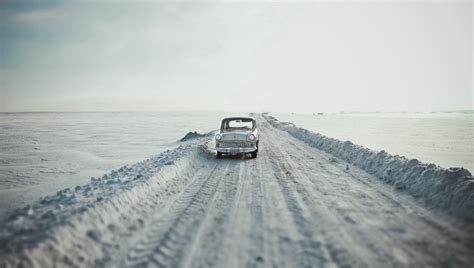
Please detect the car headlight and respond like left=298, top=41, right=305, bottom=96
left=215, top=134, right=222, bottom=141
left=248, top=134, right=256, bottom=141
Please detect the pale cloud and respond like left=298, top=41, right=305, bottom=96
left=13, top=9, right=64, bottom=23
left=0, top=1, right=472, bottom=113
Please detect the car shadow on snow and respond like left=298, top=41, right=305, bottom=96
left=199, top=145, right=255, bottom=161
left=216, top=153, right=255, bottom=160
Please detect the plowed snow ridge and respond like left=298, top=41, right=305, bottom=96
left=264, top=115, right=474, bottom=222
left=1, top=114, right=473, bottom=268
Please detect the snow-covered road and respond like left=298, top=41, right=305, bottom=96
left=1, top=115, right=473, bottom=267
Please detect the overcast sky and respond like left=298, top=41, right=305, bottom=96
left=0, top=0, right=472, bottom=113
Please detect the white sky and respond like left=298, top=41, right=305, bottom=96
left=0, top=0, right=472, bottom=113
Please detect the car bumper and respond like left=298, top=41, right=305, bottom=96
left=214, top=146, right=257, bottom=153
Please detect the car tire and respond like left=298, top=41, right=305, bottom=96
left=217, top=152, right=223, bottom=158
left=250, top=152, right=257, bottom=159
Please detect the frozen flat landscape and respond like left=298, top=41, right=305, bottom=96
left=276, top=112, right=474, bottom=172
left=2, top=0, right=472, bottom=267
left=0, top=113, right=473, bottom=267
left=0, top=112, right=228, bottom=218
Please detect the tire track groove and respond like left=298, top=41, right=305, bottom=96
left=264, top=150, right=333, bottom=268
left=124, top=161, right=229, bottom=267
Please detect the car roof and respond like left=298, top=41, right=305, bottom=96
left=222, top=117, right=256, bottom=121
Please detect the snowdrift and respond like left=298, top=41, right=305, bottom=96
left=179, top=130, right=215, bottom=142
left=0, top=137, right=210, bottom=267
left=264, top=115, right=474, bottom=222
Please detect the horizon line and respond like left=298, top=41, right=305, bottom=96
left=0, top=109, right=472, bottom=114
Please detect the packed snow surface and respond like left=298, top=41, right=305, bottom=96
left=1, top=114, right=473, bottom=267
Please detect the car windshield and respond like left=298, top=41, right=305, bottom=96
left=222, top=119, right=255, bottom=131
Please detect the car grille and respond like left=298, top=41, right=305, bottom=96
left=219, top=142, right=253, bottom=148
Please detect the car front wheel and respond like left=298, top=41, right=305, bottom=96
left=217, top=152, right=223, bottom=158
left=250, top=151, right=257, bottom=159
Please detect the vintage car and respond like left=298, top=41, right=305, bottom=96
left=214, top=117, right=259, bottom=158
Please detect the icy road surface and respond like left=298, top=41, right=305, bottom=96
left=1, top=115, right=473, bottom=267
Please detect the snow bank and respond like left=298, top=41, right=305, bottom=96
left=0, top=137, right=210, bottom=267
left=179, top=130, right=215, bottom=142
left=264, top=115, right=474, bottom=222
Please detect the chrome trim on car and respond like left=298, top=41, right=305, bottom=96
left=214, top=146, right=258, bottom=153
left=218, top=142, right=253, bottom=148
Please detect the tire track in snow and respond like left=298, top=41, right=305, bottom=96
left=265, top=123, right=423, bottom=266
left=265, top=124, right=440, bottom=267
left=261, top=117, right=474, bottom=267
left=180, top=159, right=243, bottom=268
left=266, top=144, right=391, bottom=267
left=263, top=149, right=334, bottom=267
left=242, top=155, right=266, bottom=267
left=124, top=159, right=230, bottom=267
